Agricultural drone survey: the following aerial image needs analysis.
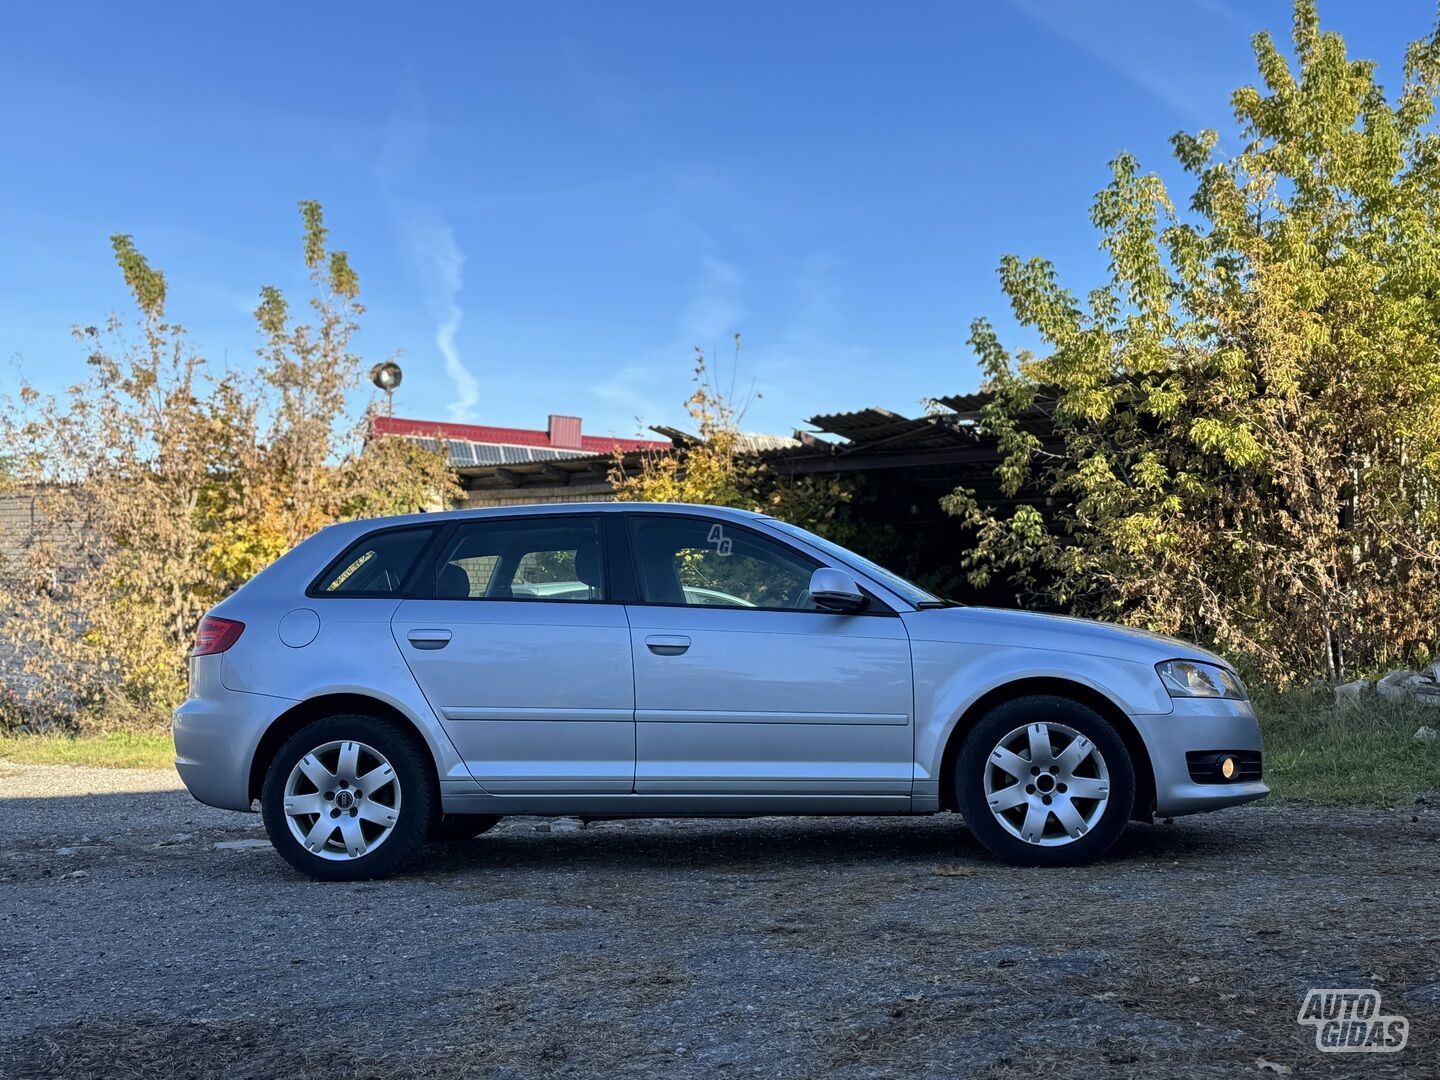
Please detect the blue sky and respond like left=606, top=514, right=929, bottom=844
left=0, top=1, right=1429, bottom=439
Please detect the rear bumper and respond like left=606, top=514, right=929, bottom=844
left=1132, top=698, right=1270, bottom=818
left=172, top=655, right=297, bottom=812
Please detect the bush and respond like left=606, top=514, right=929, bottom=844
left=0, top=203, right=457, bottom=730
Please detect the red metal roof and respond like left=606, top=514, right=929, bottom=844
left=373, top=414, right=668, bottom=455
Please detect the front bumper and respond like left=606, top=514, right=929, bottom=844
left=1131, top=697, right=1270, bottom=817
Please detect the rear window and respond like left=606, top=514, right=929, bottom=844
left=312, top=527, right=436, bottom=596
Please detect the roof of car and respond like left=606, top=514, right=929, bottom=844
left=320, top=502, right=771, bottom=537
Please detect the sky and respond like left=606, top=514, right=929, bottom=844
left=0, top=1, right=1431, bottom=440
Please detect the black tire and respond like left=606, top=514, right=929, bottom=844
left=431, top=814, right=502, bottom=842
left=259, top=713, right=437, bottom=882
left=955, top=695, right=1135, bottom=868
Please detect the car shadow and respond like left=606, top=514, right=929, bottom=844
left=406, top=813, right=1234, bottom=877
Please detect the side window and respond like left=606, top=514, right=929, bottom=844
left=628, top=516, right=818, bottom=610
left=313, top=527, right=436, bottom=596
left=434, top=517, right=604, bottom=601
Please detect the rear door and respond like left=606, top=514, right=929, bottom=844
left=392, top=514, right=635, bottom=794
left=622, top=513, right=914, bottom=797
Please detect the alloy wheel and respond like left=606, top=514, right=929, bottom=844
left=282, top=739, right=402, bottom=861
left=982, top=721, right=1110, bottom=846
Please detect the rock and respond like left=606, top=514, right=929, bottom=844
left=1414, top=726, right=1438, bottom=742
left=1255, top=1059, right=1292, bottom=1075
left=1376, top=669, right=1415, bottom=702
left=1334, top=679, right=1370, bottom=709
left=1410, top=682, right=1440, bottom=708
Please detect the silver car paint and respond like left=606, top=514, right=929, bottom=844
left=626, top=602, right=913, bottom=796
left=393, top=595, right=636, bottom=794
left=173, top=502, right=1268, bottom=820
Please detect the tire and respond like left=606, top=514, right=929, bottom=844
left=259, top=713, right=437, bottom=882
left=955, top=695, right=1135, bottom=868
left=431, top=814, right=502, bottom=842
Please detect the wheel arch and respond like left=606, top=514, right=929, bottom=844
left=936, top=677, right=1155, bottom=821
left=247, top=692, right=441, bottom=805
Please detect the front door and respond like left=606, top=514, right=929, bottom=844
left=623, top=514, right=914, bottom=796
left=393, top=514, right=634, bottom=794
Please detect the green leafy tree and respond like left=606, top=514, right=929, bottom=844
left=947, top=1, right=1440, bottom=684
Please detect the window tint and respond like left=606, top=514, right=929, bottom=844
left=766, top=519, right=942, bottom=607
left=315, top=527, right=435, bottom=596
left=628, top=516, right=818, bottom=610
left=434, top=517, right=603, bottom=601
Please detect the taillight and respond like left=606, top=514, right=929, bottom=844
left=191, top=616, right=245, bottom=656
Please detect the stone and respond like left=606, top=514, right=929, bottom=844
left=1334, top=679, right=1370, bottom=709
left=1414, top=726, right=1438, bottom=742
left=1376, top=669, right=1415, bottom=702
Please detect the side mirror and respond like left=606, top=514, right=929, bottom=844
left=809, top=567, right=867, bottom=613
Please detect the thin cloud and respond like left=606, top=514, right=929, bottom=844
left=1009, top=0, right=1220, bottom=127
left=376, top=72, right=480, bottom=420
left=681, top=256, right=746, bottom=345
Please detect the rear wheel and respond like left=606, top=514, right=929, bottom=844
left=956, top=695, right=1134, bottom=867
left=260, top=714, right=436, bottom=881
left=431, top=814, right=502, bottom=842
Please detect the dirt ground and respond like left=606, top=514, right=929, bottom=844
left=0, top=761, right=1436, bottom=1079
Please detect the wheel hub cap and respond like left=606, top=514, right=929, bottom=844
left=982, top=721, right=1110, bottom=847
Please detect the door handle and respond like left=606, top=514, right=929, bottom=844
left=406, top=629, right=452, bottom=650
left=645, top=634, right=691, bottom=656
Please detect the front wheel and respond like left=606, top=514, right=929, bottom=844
left=260, top=714, right=436, bottom=881
left=956, top=695, right=1135, bottom=868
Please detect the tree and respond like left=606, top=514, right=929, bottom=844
left=609, top=341, right=864, bottom=546
left=947, top=1, right=1440, bottom=684
left=0, top=203, right=457, bottom=727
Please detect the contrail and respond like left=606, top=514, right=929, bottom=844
left=377, top=71, right=480, bottom=420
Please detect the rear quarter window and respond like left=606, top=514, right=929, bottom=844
left=311, top=526, right=436, bottom=596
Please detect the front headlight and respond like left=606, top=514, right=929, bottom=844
left=1156, top=659, right=1247, bottom=700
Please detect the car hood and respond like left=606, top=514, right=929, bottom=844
left=902, top=606, right=1233, bottom=668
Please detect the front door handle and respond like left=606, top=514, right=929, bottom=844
left=407, top=628, right=452, bottom=650
left=645, top=634, right=691, bottom=656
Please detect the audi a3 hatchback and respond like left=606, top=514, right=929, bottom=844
left=173, top=503, right=1267, bottom=880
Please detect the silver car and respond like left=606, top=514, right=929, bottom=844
left=173, top=502, right=1267, bottom=880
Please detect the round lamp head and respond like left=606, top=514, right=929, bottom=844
left=369, top=360, right=403, bottom=393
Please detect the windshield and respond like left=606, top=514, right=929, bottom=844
left=764, top=520, right=944, bottom=608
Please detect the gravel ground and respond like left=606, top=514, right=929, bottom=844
left=0, top=761, right=1436, bottom=1079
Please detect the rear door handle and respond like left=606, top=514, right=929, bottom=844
left=407, top=629, right=452, bottom=650
left=645, top=634, right=691, bottom=656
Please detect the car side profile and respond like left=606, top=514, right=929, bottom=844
left=173, top=502, right=1268, bottom=880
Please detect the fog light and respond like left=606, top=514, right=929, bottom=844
left=1219, top=755, right=1238, bottom=781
